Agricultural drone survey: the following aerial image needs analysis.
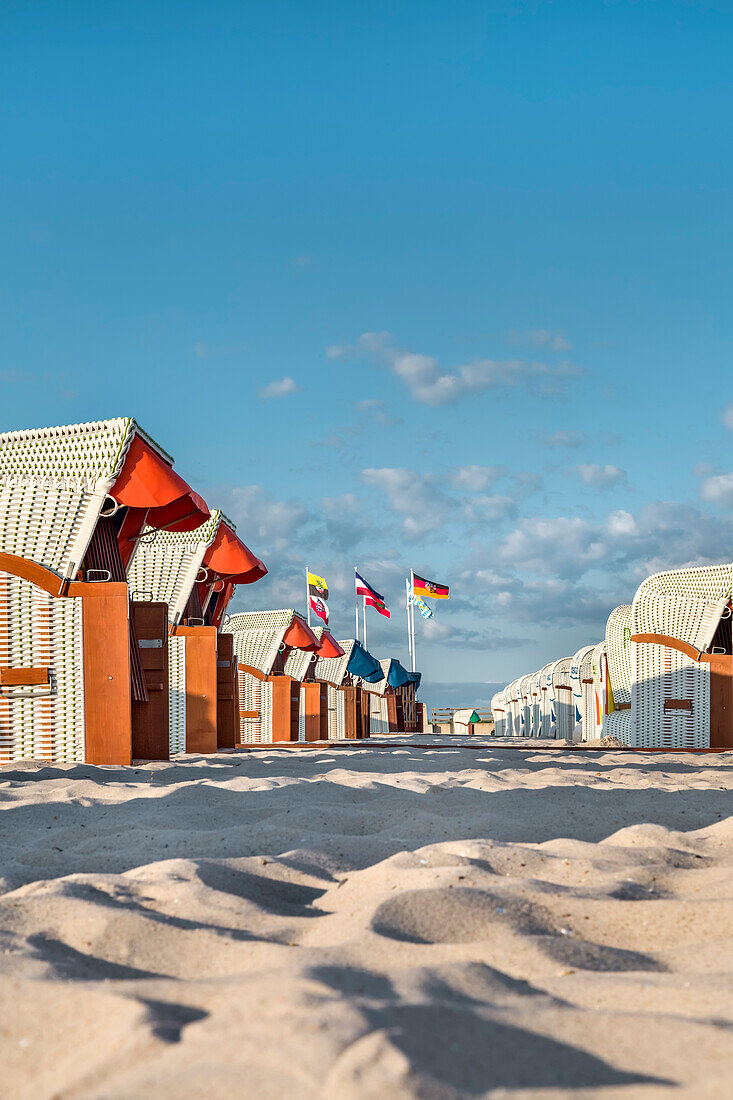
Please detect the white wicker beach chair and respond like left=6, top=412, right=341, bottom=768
left=519, top=674, right=533, bottom=737
left=506, top=678, right=523, bottom=736
left=570, top=645, right=597, bottom=742
left=536, top=662, right=555, bottom=738
left=605, top=605, right=633, bottom=743
left=550, top=657, right=574, bottom=740
left=491, top=690, right=507, bottom=737
left=630, top=564, right=733, bottom=749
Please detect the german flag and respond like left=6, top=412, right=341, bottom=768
left=412, top=573, right=449, bottom=600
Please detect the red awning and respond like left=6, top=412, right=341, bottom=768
left=283, top=615, right=320, bottom=652
left=316, top=632, right=345, bottom=659
left=112, top=433, right=210, bottom=532
left=203, top=521, right=267, bottom=585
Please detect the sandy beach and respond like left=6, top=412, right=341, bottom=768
left=0, top=736, right=731, bottom=1099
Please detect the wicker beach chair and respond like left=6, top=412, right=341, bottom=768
left=519, top=674, right=534, bottom=737
left=224, top=610, right=319, bottom=744
left=536, top=662, right=555, bottom=738
left=604, top=605, right=633, bottom=743
left=491, top=690, right=507, bottom=737
left=570, top=645, right=597, bottom=742
left=0, top=417, right=209, bottom=765
left=505, top=678, right=522, bottom=736
left=630, top=564, right=733, bottom=749
left=550, top=657, right=574, bottom=740
left=589, top=641, right=608, bottom=740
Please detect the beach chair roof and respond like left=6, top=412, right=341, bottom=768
left=454, top=708, right=480, bottom=725
left=127, top=509, right=266, bottom=623
left=632, top=562, right=733, bottom=652
left=0, top=416, right=209, bottom=579
left=550, top=657, right=574, bottom=688
left=283, top=627, right=345, bottom=681
left=314, top=639, right=357, bottom=686
left=225, top=609, right=319, bottom=676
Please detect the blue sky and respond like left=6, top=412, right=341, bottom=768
left=2, top=0, right=733, bottom=708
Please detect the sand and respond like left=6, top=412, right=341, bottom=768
left=0, top=735, right=731, bottom=1099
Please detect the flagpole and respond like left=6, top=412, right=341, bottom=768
left=305, top=565, right=311, bottom=627
left=362, top=596, right=367, bottom=650
left=354, top=566, right=360, bottom=642
left=407, top=572, right=413, bottom=673
left=405, top=578, right=413, bottom=668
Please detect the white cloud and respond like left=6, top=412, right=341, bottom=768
left=573, top=463, right=628, bottom=489
left=543, top=430, right=588, bottom=448
left=327, top=331, right=582, bottom=407
left=699, top=471, right=733, bottom=507
left=259, top=376, right=300, bottom=400
left=722, top=405, right=733, bottom=429
left=508, top=328, right=571, bottom=352
left=361, top=467, right=447, bottom=539
left=451, top=465, right=504, bottom=492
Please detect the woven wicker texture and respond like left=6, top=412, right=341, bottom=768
left=570, top=645, right=597, bottom=742
left=519, top=674, right=534, bottom=737
left=168, top=636, right=187, bottom=755
left=630, top=564, right=733, bottom=749
left=491, top=691, right=506, bottom=736
left=315, top=639, right=356, bottom=687
left=550, top=657, right=574, bottom=740
left=0, top=571, right=84, bottom=764
left=589, top=642, right=607, bottom=740
left=536, top=662, right=555, bottom=737
left=127, top=511, right=221, bottom=623
left=226, top=610, right=296, bottom=676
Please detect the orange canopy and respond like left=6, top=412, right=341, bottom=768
left=203, top=521, right=267, bottom=585
left=316, top=631, right=345, bottom=659
left=112, top=433, right=210, bottom=532
left=283, top=615, right=320, bottom=652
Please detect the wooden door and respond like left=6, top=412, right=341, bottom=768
left=386, top=693, right=398, bottom=733
left=80, top=583, right=133, bottom=765
left=342, top=685, right=358, bottom=739
left=709, top=654, right=733, bottom=748
left=270, top=675, right=300, bottom=741
left=131, top=601, right=169, bottom=760
left=216, top=632, right=237, bottom=749
left=174, top=626, right=217, bottom=753
left=303, top=681, right=328, bottom=741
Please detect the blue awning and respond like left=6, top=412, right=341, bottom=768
left=386, top=659, right=412, bottom=689
left=346, top=641, right=384, bottom=683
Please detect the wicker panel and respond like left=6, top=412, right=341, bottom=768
left=536, top=662, right=555, bottom=737
left=606, top=605, right=632, bottom=706
left=168, top=636, right=187, bottom=755
left=491, top=691, right=506, bottom=737
left=0, top=418, right=140, bottom=481
left=368, top=692, right=390, bottom=735
left=127, top=511, right=221, bottom=623
left=0, top=571, right=84, bottom=764
left=629, top=564, right=733, bottom=749
left=284, top=646, right=316, bottom=682
left=570, top=645, right=596, bottom=742
left=519, top=674, right=533, bottom=737
left=225, top=610, right=295, bottom=676
left=550, top=658, right=574, bottom=740
left=0, top=478, right=110, bottom=577
left=298, top=685, right=306, bottom=741
left=315, top=639, right=356, bottom=687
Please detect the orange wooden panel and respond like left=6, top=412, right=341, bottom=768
left=216, top=632, right=237, bottom=749
left=0, top=552, right=65, bottom=596
left=76, top=583, right=132, bottom=765
left=0, top=667, right=49, bottom=686
left=303, top=681, right=327, bottom=742
left=386, top=693, right=398, bottom=733
left=269, top=675, right=299, bottom=741
left=175, top=626, right=217, bottom=754
left=709, top=653, right=733, bottom=749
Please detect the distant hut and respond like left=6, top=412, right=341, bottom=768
left=452, top=709, right=480, bottom=736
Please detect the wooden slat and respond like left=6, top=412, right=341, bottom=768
left=0, top=667, right=49, bottom=686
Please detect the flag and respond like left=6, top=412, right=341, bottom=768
left=355, top=569, right=384, bottom=603
left=409, top=592, right=433, bottom=620
left=365, top=594, right=391, bottom=618
left=412, top=573, right=449, bottom=600
left=309, top=595, right=329, bottom=624
left=307, top=571, right=328, bottom=600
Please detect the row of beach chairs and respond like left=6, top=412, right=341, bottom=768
left=0, top=416, right=422, bottom=765
left=491, top=564, right=733, bottom=750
